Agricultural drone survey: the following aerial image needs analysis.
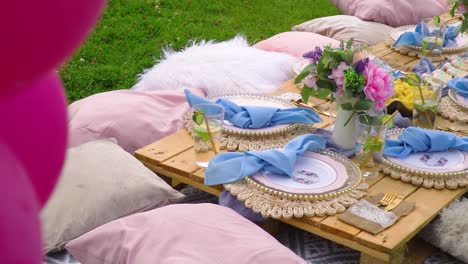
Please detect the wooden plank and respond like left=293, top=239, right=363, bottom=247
left=373, top=47, right=395, bottom=58
left=352, top=177, right=419, bottom=253
left=369, top=42, right=391, bottom=54
left=191, top=168, right=206, bottom=183
left=161, top=148, right=199, bottom=177
left=134, top=130, right=193, bottom=165
left=380, top=52, right=417, bottom=69
left=356, top=185, right=467, bottom=253
left=360, top=249, right=404, bottom=264
left=316, top=114, right=332, bottom=128
left=143, top=161, right=223, bottom=196
left=283, top=217, right=391, bottom=262
left=360, top=234, right=435, bottom=264
left=274, top=79, right=300, bottom=95
left=365, top=173, right=385, bottom=187
left=317, top=174, right=386, bottom=240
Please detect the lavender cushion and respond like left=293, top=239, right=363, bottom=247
left=68, top=88, right=205, bottom=153
left=66, top=203, right=306, bottom=264
left=253, top=31, right=340, bottom=58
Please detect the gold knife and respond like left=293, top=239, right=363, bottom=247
left=384, top=194, right=405, bottom=211
left=291, top=101, right=332, bottom=117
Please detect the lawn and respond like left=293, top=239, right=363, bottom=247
left=61, top=0, right=339, bottom=102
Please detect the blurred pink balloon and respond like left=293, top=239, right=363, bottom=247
left=0, top=139, right=42, bottom=264
left=0, top=0, right=106, bottom=97
left=0, top=71, right=68, bottom=206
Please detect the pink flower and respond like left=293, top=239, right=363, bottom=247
left=329, top=62, right=350, bottom=97
left=362, top=61, right=395, bottom=110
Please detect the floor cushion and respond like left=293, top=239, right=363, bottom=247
left=65, top=203, right=306, bottom=264
left=132, top=35, right=296, bottom=97
left=420, top=197, right=468, bottom=263
left=253, top=31, right=340, bottom=58
left=41, top=139, right=184, bottom=253
left=329, top=0, right=449, bottom=27
left=68, top=88, right=204, bottom=153
left=292, top=15, right=394, bottom=46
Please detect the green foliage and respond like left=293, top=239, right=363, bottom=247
left=343, top=68, right=365, bottom=95
left=341, top=102, right=353, bottom=111
left=433, top=15, right=441, bottom=25
left=363, top=136, right=384, bottom=152
left=61, top=0, right=339, bottom=102
left=450, top=0, right=468, bottom=33
left=462, top=13, right=468, bottom=32
left=354, top=100, right=373, bottom=111
left=316, top=79, right=336, bottom=91
left=405, top=73, right=421, bottom=86
left=450, top=1, right=460, bottom=17
left=192, top=110, right=204, bottom=125
left=300, top=86, right=331, bottom=103
left=192, top=109, right=212, bottom=142
left=193, top=128, right=211, bottom=142
left=294, top=64, right=316, bottom=84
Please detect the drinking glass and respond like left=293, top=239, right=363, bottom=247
left=421, top=18, right=447, bottom=59
left=192, top=103, right=224, bottom=168
left=355, top=113, right=388, bottom=178
left=412, top=82, right=442, bottom=129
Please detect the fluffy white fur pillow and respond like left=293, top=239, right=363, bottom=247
left=420, top=197, right=468, bottom=263
left=132, top=35, right=296, bottom=97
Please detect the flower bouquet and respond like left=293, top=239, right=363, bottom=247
left=295, top=40, right=395, bottom=149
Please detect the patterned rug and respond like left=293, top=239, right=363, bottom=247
left=43, top=186, right=463, bottom=264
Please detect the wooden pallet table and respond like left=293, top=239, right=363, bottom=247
left=135, top=37, right=467, bottom=263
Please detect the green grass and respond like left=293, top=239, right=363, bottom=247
left=61, top=0, right=339, bottom=102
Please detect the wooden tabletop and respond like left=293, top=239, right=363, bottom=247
left=135, top=21, right=467, bottom=263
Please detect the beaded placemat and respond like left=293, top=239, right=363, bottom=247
left=224, top=150, right=368, bottom=219
left=381, top=128, right=468, bottom=189
left=438, top=96, right=468, bottom=123
left=184, top=113, right=317, bottom=151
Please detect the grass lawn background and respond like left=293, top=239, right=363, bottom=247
left=61, top=0, right=339, bottom=102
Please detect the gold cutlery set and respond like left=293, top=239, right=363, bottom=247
left=290, top=99, right=335, bottom=117
left=378, top=192, right=406, bottom=211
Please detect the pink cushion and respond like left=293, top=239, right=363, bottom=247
left=253, top=31, right=340, bottom=58
left=68, top=88, right=205, bottom=153
left=66, top=204, right=306, bottom=264
left=329, top=0, right=449, bottom=27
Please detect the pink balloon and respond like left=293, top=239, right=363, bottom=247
left=0, top=0, right=106, bottom=96
left=0, top=71, right=67, bottom=206
left=0, top=139, right=42, bottom=264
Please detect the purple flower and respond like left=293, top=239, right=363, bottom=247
left=303, top=47, right=322, bottom=63
left=328, top=62, right=350, bottom=97
left=354, top=58, right=369, bottom=73
left=305, top=72, right=318, bottom=89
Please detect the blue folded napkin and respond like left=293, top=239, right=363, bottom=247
left=383, top=127, right=468, bottom=158
left=184, top=89, right=322, bottom=129
left=204, top=134, right=326, bottom=185
left=393, top=22, right=459, bottom=48
left=412, top=57, right=437, bottom=75
left=447, top=77, right=468, bottom=97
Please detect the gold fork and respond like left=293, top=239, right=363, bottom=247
left=378, top=192, right=397, bottom=207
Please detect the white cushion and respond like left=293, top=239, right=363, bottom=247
left=132, top=35, right=296, bottom=97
